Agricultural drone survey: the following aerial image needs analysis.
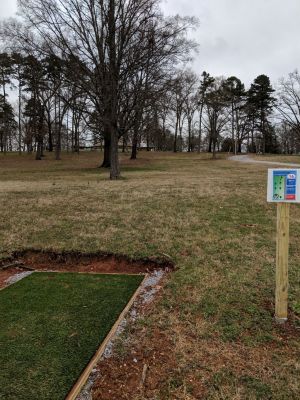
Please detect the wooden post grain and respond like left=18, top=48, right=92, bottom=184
left=275, top=203, right=290, bottom=323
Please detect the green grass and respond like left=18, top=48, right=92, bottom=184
left=0, top=151, right=299, bottom=399
left=0, top=272, right=144, bottom=400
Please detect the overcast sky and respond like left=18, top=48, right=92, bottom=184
left=1, top=0, right=300, bottom=87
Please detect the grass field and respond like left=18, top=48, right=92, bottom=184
left=0, top=272, right=144, bottom=400
left=252, top=154, right=300, bottom=164
left=0, top=151, right=300, bottom=399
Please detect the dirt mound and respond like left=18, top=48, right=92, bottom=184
left=0, top=249, right=174, bottom=288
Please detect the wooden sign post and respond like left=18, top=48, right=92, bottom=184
left=275, top=203, right=290, bottom=323
left=267, top=169, right=300, bottom=323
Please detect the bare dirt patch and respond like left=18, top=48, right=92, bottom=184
left=92, top=329, right=178, bottom=400
left=91, top=318, right=300, bottom=400
left=1, top=249, right=174, bottom=275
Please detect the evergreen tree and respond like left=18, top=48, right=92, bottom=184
left=11, top=52, right=26, bottom=154
left=0, top=53, right=13, bottom=101
left=0, top=53, right=14, bottom=153
left=0, top=95, right=17, bottom=152
left=247, top=75, right=276, bottom=154
left=22, top=56, right=46, bottom=158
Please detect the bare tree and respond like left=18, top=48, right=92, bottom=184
left=182, top=73, right=198, bottom=152
left=204, top=78, right=229, bottom=158
left=170, top=70, right=197, bottom=152
left=277, top=71, right=300, bottom=138
left=1, top=0, right=196, bottom=178
left=197, top=71, right=214, bottom=153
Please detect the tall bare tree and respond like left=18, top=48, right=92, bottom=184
left=1, top=0, right=196, bottom=178
left=197, top=71, right=214, bottom=153
left=277, top=71, right=300, bottom=138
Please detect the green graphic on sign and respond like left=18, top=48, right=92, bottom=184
left=273, top=175, right=285, bottom=201
left=267, top=169, right=300, bottom=203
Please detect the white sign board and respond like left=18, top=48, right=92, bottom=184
left=267, top=169, right=300, bottom=203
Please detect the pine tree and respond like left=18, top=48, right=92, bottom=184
left=0, top=53, right=14, bottom=153
left=11, top=53, right=26, bottom=154
left=247, top=75, right=276, bottom=154
left=0, top=95, right=17, bottom=152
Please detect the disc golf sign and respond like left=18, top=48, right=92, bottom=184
left=267, top=169, right=300, bottom=202
left=267, top=169, right=300, bottom=323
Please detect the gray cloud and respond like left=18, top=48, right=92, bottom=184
left=161, top=0, right=300, bottom=86
left=0, top=0, right=17, bottom=19
left=1, top=0, right=300, bottom=87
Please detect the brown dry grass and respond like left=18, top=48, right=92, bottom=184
left=252, top=154, right=300, bottom=164
left=0, top=150, right=299, bottom=399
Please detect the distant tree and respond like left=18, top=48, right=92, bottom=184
left=23, top=96, right=44, bottom=159
left=0, top=95, right=17, bottom=152
left=276, top=122, right=300, bottom=154
left=11, top=53, right=26, bottom=155
left=0, top=53, right=12, bottom=102
left=3, top=0, right=196, bottom=179
left=182, top=73, right=198, bottom=152
left=156, top=91, right=173, bottom=151
left=277, top=71, right=300, bottom=138
left=247, top=75, right=276, bottom=154
left=21, top=55, right=46, bottom=159
left=197, top=72, right=214, bottom=152
left=0, top=53, right=14, bottom=153
left=204, top=78, right=229, bottom=159
left=171, top=71, right=197, bottom=152
left=222, top=76, right=246, bottom=154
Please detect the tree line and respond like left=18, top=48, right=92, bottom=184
left=0, top=0, right=300, bottom=178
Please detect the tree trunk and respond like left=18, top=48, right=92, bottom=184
left=110, top=128, right=120, bottom=180
left=3, top=82, right=7, bottom=155
left=55, top=95, right=61, bottom=160
left=36, top=106, right=44, bottom=160
left=198, top=104, right=203, bottom=153
left=231, top=102, right=236, bottom=154
left=208, top=135, right=212, bottom=153
left=174, top=116, right=178, bottom=153
left=48, top=114, right=53, bottom=152
left=131, top=132, right=138, bottom=160
left=212, top=137, right=216, bottom=158
left=18, top=82, right=22, bottom=155
left=235, top=108, right=239, bottom=155
left=188, top=117, right=192, bottom=152
left=101, top=136, right=111, bottom=167
left=107, top=0, right=120, bottom=180
left=55, top=127, right=61, bottom=160
left=66, top=111, right=69, bottom=152
left=36, top=141, right=42, bottom=160
left=146, top=131, right=150, bottom=151
left=122, top=136, right=126, bottom=153
left=179, top=123, right=183, bottom=152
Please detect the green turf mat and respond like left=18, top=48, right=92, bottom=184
left=0, top=272, right=144, bottom=400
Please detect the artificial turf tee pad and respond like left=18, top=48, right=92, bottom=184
left=0, top=272, right=144, bottom=400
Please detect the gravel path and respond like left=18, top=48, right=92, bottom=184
left=229, top=155, right=300, bottom=167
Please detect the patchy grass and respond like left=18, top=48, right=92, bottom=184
left=0, top=151, right=300, bottom=399
left=252, top=154, right=300, bottom=164
left=0, top=272, right=144, bottom=400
